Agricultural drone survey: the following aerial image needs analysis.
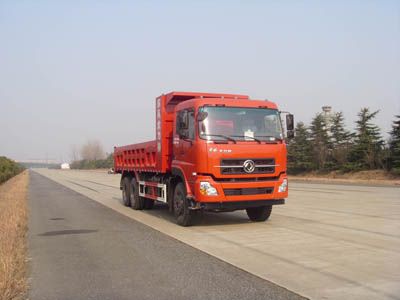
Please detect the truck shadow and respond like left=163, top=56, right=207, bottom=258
left=144, top=203, right=252, bottom=227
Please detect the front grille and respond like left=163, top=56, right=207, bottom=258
left=220, top=158, right=275, bottom=175
left=214, top=176, right=280, bottom=182
left=224, top=187, right=274, bottom=196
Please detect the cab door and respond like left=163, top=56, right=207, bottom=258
left=174, top=109, right=197, bottom=187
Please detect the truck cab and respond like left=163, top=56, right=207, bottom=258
left=172, top=97, right=291, bottom=214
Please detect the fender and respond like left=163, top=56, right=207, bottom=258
left=120, top=171, right=140, bottom=189
left=171, top=166, right=193, bottom=197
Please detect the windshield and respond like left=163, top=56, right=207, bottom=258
left=199, top=106, right=283, bottom=141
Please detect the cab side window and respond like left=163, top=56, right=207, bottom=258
left=187, top=110, right=195, bottom=140
left=176, top=112, right=182, bottom=135
left=176, top=109, right=195, bottom=140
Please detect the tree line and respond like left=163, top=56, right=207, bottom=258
left=287, top=108, right=400, bottom=175
left=70, top=139, right=113, bottom=169
left=0, top=156, right=24, bottom=184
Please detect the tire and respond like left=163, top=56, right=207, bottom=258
left=130, top=178, right=143, bottom=210
left=121, top=176, right=131, bottom=207
left=173, top=182, right=193, bottom=226
left=246, top=205, right=272, bottom=222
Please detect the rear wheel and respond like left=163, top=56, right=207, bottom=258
left=130, top=178, right=143, bottom=210
left=173, top=182, right=193, bottom=226
left=121, top=176, right=131, bottom=207
left=246, top=205, right=272, bottom=222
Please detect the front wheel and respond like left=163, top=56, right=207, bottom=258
left=173, top=182, right=193, bottom=226
left=246, top=205, right=272, bottom=222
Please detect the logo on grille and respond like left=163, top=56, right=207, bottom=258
left=243, top=160, right=256, bottom=173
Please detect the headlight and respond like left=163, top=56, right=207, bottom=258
left=199, top=181, right=218, bottom=196
left=278, top=179, right=288, bottom=193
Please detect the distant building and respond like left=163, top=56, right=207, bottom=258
left=321, top=106, right=334, bottom=135
left=61, top=163, right=70, bottom=170
left=322, top=106, right=333, bottom=122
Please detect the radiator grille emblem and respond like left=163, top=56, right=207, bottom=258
left=243, top=160, right=255, bottom=173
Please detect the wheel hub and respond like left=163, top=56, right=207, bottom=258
left=174, top=192, right=184, bottom=215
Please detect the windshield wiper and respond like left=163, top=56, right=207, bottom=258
left=230, top=135, right=262, bottom=144
left=202, top=134, right=237, bottom=143
left=255, top=135, right=283, bottom=141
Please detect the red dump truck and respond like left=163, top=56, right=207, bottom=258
left=114, top=91, right=294, bottom=226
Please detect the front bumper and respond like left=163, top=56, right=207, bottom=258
left=195, top=199, right=285, bottom=211
left=193, top=173, right=288, bottom=203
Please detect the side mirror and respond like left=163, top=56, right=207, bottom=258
left=286, top=114, right=294, bottom=131
left=286, top=130, right=295, bottom=139
left=196, top=111, right=208, bottom=122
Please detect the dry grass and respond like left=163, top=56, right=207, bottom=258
left=0, top=171, right=29, bottom=300
left=290, top=170, right=400, bottom=186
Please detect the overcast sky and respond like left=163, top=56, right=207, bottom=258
left=1, top=1, right=399, bottom=162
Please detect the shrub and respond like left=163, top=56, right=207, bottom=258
left=0, top=157, right=24, bottom=184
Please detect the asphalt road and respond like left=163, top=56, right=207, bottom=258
left=28, top=171, right=305, bottom=300
left=30, top=169, right=400, bottom=300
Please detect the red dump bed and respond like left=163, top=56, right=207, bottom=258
left=114, top=141, right=159, bottom=172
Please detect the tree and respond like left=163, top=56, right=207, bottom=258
left=330, top=112, right=353, bottom=167
left=309, top=113, right=332, bottom=170
left=80, top=140, right=106, bottom=161
left=348, top=108, right=384, bottom=170
left=70, top=144, right=80, bottom=162
left=388, top=115, right=400, bottom=174
left=287, top=122, right=314, bottom=173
